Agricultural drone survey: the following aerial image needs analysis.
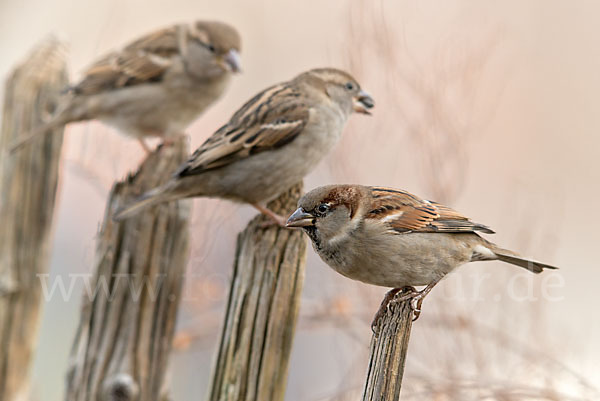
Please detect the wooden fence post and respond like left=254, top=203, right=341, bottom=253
left=362, top=291, right=414, bottom=401
left=208, top=183, right=307, bottom=401
left=65, top=139, right=190, bottom=401
left=0, top=37, right=68, bottom=401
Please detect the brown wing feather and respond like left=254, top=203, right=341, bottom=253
left=71, top=26, right=181, bottom=95
left=368, top=187, right=494, bottom=234
left=175, top=83, right=310, bottom=176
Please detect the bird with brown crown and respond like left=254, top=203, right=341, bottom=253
left=286, top=184, right=558, bottom=329
left=10, top=20, right=242, bottom=153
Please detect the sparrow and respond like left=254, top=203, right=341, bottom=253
left=113, top=68, right=374, bottom=222
left=286, top=185, right=558, bottom=328
left=10, top=20, right=242, bottom=153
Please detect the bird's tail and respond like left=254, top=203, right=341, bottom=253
left=9, top=117, right=65, bottom=153
left=473, top=242, right=558, bottom=273
left=113, top=185, right=176, bottom=221
left=494, top=250, right=558, bottom=273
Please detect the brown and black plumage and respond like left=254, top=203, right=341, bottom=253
left=177, top=83, right=309, bottom=174
left=367, top=187, right=495, bottom=234
left=10, top=21, right=242, bottom=153
left=287, top=184, right=558, bottom=324
left=114, top=68, right=374, bottom=222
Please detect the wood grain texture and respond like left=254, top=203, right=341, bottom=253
left=0, top=37, right=67, bottom=401
left=362, top=291, right=414, bottom=401
left=208, top=183, right=307, bottom=401
left=65, top=139, right=190, bottom=401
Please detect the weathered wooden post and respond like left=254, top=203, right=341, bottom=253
left=0, top=37, right=67, bottom=401
left=362, top=291, right=414, bottom=401
left=208, top=183, right=307, bottom=401
left=65, top=139, right=190, bottom=401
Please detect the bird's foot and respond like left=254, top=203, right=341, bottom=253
left=404, top=278, right=441, bottom=321
left=407, top=291, right=427, bottom=321
left=251, top=203, right=288, bottom=228
left=161, top=132, right=187, bottom=148
left=371, top=286, right=417, bottom=333
left=161, top=137, right=177, bottom=147
left=371, top=279, right=442, bottom=333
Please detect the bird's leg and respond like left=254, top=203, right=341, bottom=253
left=251, top=203, right=287, bottom=228
left=162, top=138, right=175, bottom=147
left=161, top=136, right=177, bottom=147
left=408, top=277, right=442, bottom=321
left=161, top=132, right=186, bottom=148
left=371, top=287, right=416, bottom=332
left=137, top=138, right=152, bottom=155
left=371, top=278, right=443, bottom=332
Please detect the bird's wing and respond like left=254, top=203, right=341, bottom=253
left=175, top=83, right=310, bottom=176
left=367, top=187, right=495, bottom=234
left=70, top=26, right=182, bottom=95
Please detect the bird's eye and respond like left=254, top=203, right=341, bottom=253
left=207, top=44, right=216, bottom=53
left=345, top=82, right=355, bottom=91
left=317, top=203, right=330, bottom=214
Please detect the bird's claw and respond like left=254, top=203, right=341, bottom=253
left=371, top=287, right=417, bottom=334
left=410, top=297, right=424, bottom=321
left=370, top=284, right=435, bottom=332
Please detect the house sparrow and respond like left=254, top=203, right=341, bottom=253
left=113, top=68, right=374, bottom=222
left=286, top=185, right=558, bottom=328
left=10, top=21, right=241, bottom=153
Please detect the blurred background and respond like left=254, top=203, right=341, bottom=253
left=1, top=0, right=599, bottom=400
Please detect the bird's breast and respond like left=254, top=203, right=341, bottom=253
left=312, top=229, right=473, bottom=288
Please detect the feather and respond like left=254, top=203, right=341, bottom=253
left=175, top=83, right=310, bottom=176
left=367, top=187, right=495, bottom=234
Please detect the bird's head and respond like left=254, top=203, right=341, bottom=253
left=286, top=185, right=366, bottom=245
left=296, top=68, right=374, bottom=117
left=186, top=21, right=242, bottom=77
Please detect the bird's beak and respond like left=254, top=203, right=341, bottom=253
left=220, top=49, right=242, bottom=73
left=285, top=208, right=315, bottom=228
left=353, top=90, right=374, bottom=115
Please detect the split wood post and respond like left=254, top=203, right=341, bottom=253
left=362, top=291, right=414, bottom=401
left=208, top=182, right=307, bottom=401
left=65, top=139, right=190, bottom=401
left=0, top=37, right=68, bottom=401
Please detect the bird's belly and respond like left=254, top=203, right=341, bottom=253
left=318, top=233, right=472, bottom=288
left=94, top=77, right=229, bottom=138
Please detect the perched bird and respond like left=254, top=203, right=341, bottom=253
left=113, top=68, right=374, bottom=223
left=286, top=185, right=558, bottom=327
left=10, top=21, right=242, bottom=153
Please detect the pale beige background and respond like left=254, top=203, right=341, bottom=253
left=1, top=1, right=598, bottom=400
